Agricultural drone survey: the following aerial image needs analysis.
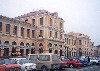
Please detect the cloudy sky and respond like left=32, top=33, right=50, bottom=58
left=0, top=0, right=100, bottom=45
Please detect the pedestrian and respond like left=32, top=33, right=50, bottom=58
left=88, top=56, right=90, bottom=62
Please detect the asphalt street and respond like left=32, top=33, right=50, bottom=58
left=54, top=65, right=100, bottom=71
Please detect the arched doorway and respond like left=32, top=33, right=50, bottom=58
left=48, top=43, right=52, bottom=53
left=31, top=43, right=35, bottom=54
left=4, top=41, right=9, bottom=56
left=26, top=43, right=30, bottom=55
left=39, top=43, right=43, bottom=53
left=20, top=42, right=24, bottom=56
left=11, top=41, right=17, bottom=56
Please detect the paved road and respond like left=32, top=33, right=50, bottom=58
left=54, top=65, right=100, bottom=71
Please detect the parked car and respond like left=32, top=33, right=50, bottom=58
left=10, top=58, right=36, bottom=71
left=1, top=59, right=21, bottom=71
left=0, top=60, right=6, bottom=71
left=96, top=60, right=100, bottom=66
left=73, top=57, right=88, bottom=66
left=60, top=57, right=82, bottom=68
left=28, top=53, right=60, bottom=71
left=90, top=58, right=99, bottom=65
left=0, top=65, right=5, bottom=71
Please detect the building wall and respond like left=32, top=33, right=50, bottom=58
left=0, top=10, right=65, bottom=57
left=64, top=32, right=94, bottom=57
left=64, top=34, right=77, bottom=57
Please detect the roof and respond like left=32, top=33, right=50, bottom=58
left=0, top=15, right=31, bottom=26
left=65, top=32, right=90, bottom=39
left=15, top=9, right=64, bottom=21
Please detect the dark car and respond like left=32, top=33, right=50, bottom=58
left=74, top=57, right=88, bottom=66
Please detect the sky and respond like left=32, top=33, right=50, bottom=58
left=0, top=0, right=100, bottom=45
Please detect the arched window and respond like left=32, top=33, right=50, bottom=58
left=20, top=49, right=24, bottom=56
left=0, top=40, right=2, bottom=45
left=48, top=43, right=52, bottom=47
left=12, top=41, right=17, bottom=45
left=12, top=41, right=17, bottom=56
left=26, top=43, right=30, bottom=47
left=60, top=50, right=62, bottom=56
left=20, top=42, right=24, bottom=46
left=79, top=48, right=82, bottom=56
left=0, top=40, right=1, bottom=56
left=31, top=48, right=35, bottom=54
left=54, top=44, right=58, bottom=54
left=4, top=48, right=9, bottom=56
left=4, top=41, right=9, bottom=45
left=48, top=43, right=52, bottom=53
left=39, top=43, right=43, bottom=53
left=31, top=43, right=35, bottom=54
left=31, top=43, right=34, bottom=46
left=59, top=45, right=62, bottom=56
left=39, top=43, right=43, bottom=47
left=25, top=43, right=30, bottom=55
left=20, top=43, right=24, bottom=56
left=26, top=49, right=29, bottom=55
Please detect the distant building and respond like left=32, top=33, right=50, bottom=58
left=0, top=10, right=65, bottom=57
left=64, top=32, right=94, bottom=57
left=96, top=45, right=100, bottom=56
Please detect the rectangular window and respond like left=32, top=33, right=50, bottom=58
left=6, top=24, right=10, bottom=34
left=67, top=38, right=68, bottom=44
left=79, top=40, right=82, bottom=45
left=21, top=27, right=24, bottom=37
left=27, top=29, right=30, bottom=37
left=50, top=18, right=52, bottom=26
left=32, top=19, right=35, bottom=25
left=55, top=32, right=57, bottom=38
left=69, top=39, right=70, bottom=45
left=50, top=31, right=52, bottom=37
left=74, top=40, right=76, bottom=45
left=60, top=33, right=62, bottom=39
left=0, top=22, right=2, bottom=33
left=32, top=30, right=35, bottom=38
left=72, top=39, right=73, bottom=45
left=65, top=38, right=66, bottom=42
left=60, top=22, right=62, bottom=29
left=13, top=26, right=17, bottom=35
left=39, top=30, right=43, bottom=37
left=39, top=55, right=50, bottom=61
left=29, top=55, right=38, bottom=61
left=40, top=17, right=43, bottom=25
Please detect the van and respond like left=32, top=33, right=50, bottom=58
left=28, top=53, right=60, bottom=71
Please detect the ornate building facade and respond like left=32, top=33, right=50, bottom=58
left=0, top=10, right=65, bottom=57
left=64, top=32, right=94, bottom=57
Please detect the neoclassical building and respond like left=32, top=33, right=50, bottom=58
left=0, top=10, right=65, bottom=57
left=64, top=32, right=94, bottom=57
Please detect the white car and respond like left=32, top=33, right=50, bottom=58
left=90, top=58, right=99, bottom=64
left=10, top=58, right=36, bottom=71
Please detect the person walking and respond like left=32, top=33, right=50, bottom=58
left=88, top=56, right=90, bottom=63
